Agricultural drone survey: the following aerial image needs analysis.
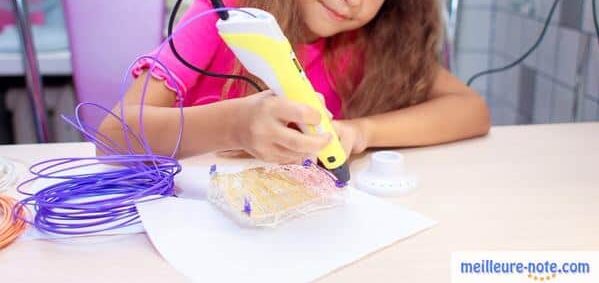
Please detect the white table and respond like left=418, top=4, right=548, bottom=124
left=1, top=123, right=598, bottom=282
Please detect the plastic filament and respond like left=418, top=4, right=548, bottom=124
left=0, top=157, right=18, bottom=192
left=15, top=155, right=181, bottom=235
left=0, top=194, right=27, bottom=249
left=208, top=160, right=347, bottom=227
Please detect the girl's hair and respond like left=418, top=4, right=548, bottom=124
left=226, top=0, right=442, bottom=118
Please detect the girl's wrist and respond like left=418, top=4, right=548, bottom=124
left=224, top=98, right=248, bottom=150
left=351, top=118, right=373, bottom=152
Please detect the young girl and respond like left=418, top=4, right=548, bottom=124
left=99, top=0, right=490, bottom=163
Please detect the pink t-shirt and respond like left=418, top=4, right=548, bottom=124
left=133, top=0, right=344, bottom=118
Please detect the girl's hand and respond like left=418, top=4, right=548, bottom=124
left=332, top=120, right=369, bottom=157
left=233, top=91, right=332, bottom=164
left=216, top=149, right=252, bottom=159
left=314, top=92, right=369, bottom=157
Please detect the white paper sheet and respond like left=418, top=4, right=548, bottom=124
left=137, top=190, right=436, bottom=283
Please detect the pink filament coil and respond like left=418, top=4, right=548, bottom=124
left=208, top=163, right=347, bottom=227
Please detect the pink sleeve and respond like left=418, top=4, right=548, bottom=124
left=132, top=0, right=222, bottom=97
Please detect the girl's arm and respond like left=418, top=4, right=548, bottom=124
left=98, top=72, right=331, bottom=161
left=334, top=66, right=491, bottom=154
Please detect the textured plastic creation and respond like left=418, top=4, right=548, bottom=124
left=208, top=162, right=347, bottom=227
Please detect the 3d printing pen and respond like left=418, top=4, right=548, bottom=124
left=216, top=8, right=351, bottom=183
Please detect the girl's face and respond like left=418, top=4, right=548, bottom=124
left=298, top=0, right=385, bottom=40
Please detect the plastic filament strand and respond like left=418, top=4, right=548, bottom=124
left=0, top=194, right=27, bottom=249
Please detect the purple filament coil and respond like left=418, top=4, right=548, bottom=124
left=14, top=155, right=181, bottom=235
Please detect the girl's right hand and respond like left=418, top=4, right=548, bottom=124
left=233, top=90, right=331, bottom=164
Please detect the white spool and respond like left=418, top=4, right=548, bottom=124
left=355, top=151, right=418, bottom=197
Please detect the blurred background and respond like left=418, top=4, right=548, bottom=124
left=0, top=0, right=597, bottom=145
left=453, top=0, right=598, bottom=125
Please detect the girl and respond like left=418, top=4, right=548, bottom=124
left=99, top=0, right=490, bottom=163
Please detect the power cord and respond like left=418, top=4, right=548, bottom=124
left=168, top=0, right=263, bottom=92
left=467, top=0, right=561, bottom=86
left=593, top=0, right=599, bottom=46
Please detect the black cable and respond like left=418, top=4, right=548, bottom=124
left=593, top=0, right=599, bottom=46
left=168, top=0, right=263, bottom=92
left=210, top=0, right=230, bottom=20
left=467, top=0, right=560, bottom=86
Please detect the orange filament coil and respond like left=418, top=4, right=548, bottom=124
left=0, top=195, right=28, bottom=249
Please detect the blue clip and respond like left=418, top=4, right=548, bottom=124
left=302, top=159, right=313, bottom=168
left=209, top=164, right=217, bottom=176
left=243, top=197, right=252, bottom=216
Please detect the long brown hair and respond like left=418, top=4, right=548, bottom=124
left=226, top=0, right=442, bottom=118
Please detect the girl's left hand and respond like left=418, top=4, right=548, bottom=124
left=332, top=120, right=369, bottom=157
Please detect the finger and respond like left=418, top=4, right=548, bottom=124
left=332, top=120, right=342, bottom=133
left=336, top=130, right=352, bottom=157
left=315, top=92, right=325, bottom=104
left=251, top=142, right=305, bottom=164
left=315, top=92, right=334, bottom=119
left=256, top=89, right=275, bottom=97
left=275, top=127, right=331, bottom=154
left=261, top=150, right=303, bottom=165
left=340, top=137, right=352, bottom=157
left=272, top=98, right=322, bottom=125
left=252, top=141, right=312, bottom=164
left=332, top=121, right=352, bottom=157
left=273, top=144, right=307, bottom=164
left=217, top=150, right=252, bottom=158
left=278, top=155, right=306, bottom=165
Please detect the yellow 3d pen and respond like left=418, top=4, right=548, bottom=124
left=216, top=8, right=350, bottom=183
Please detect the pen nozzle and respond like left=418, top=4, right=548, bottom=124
left=330, top=162, right=351, bottom=185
